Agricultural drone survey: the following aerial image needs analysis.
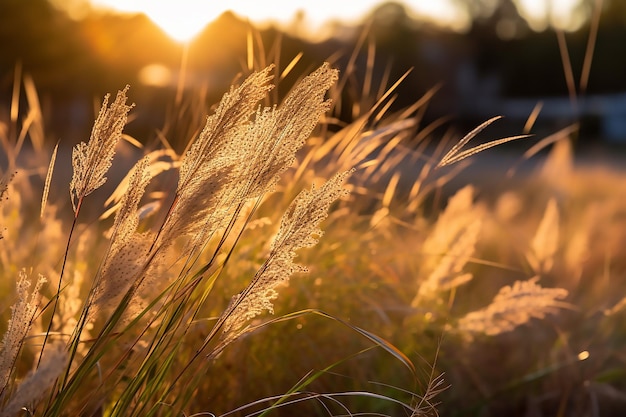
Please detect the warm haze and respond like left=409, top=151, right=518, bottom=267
left=53, top=0, right=589, bottom=42
left=2, top=0, right=626, bottom=415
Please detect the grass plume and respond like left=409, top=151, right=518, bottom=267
left=0, top=270, right=46, bottom=395
left=69, top=86, right=134, bottom=214
left=218, top=169, right=353, bottom=351
left=1, top=47, right=624, bottom=416
left=456, top=277, right=570, bottom=338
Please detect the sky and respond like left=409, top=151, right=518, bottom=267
left=52, top=0, right=588, bottom=42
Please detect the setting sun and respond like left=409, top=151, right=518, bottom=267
left=66, top=0, right=584, bottom=43
left=90, top=0, right=226, bottom=41
left=86, top=0, right=397, bottom=42
left=83, top=0, right=476, bottom=42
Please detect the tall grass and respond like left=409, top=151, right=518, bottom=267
left=2, top=44, right=626, bottom=417
left=0, top=61, right=447, bottom=416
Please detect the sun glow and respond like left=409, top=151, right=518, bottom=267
left=75, top=0, right=585, bottom=43
left=516, top=0, right=587, bottom=31
left=90, top=0, right=226, bottom=42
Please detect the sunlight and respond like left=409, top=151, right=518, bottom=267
left=515, top=0, right=587, bottom=31
left=407, top=1, right=472, bottom=32
left=74, top=0, right=585, bottom=43
left=138, top=63, right=172, bottom=87
left=577, top=351, right=590, bottom=361
left=90, top=0, right=226, bottom=42
left=82, top=0, right=471, bottom=42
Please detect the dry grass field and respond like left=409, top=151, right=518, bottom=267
left=1, top=57, right=626, bottom=416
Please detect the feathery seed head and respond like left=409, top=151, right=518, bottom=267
left=109, top=156, right=152, bottom=250
left=178, top=67, right=274, bottom=191
left=90, top=233, right=153, bottom=320
left=163, top=64, right=339, bottom=252
left=221, top=169, right=352, bottom=339
left=0, top=270, right=47, bottom=391
left=70, top=86, right=134, bottom=213
left=413, top=186, right=483, bottom=304
left=0, top=344, right=66, bottom=417
left=527, top=198, right=560, bottom=274
left=161, top=67, right=275, bottom=248
left=457, top=277, right=569, bottom=338
left=240, top=63, right=339, bottom=197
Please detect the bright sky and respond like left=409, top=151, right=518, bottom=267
left=63, top=0, right=586, bottom=42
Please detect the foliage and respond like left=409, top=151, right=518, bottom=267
left=1, top=54, right=626, bottom=417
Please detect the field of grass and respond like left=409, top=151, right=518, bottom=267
left=1, top=57, right=626, bottom=417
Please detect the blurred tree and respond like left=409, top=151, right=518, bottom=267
left=369, top=2, right=420, bottom=80
left=0, top=0, right=92, bottom=93
left=450, top=0, right=531, bottom=38
left=0, top=0, right=624, bottom=144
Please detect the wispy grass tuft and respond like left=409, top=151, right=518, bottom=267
left=456, top=277, right=570, bottom=338
left=70, top=86, right=134, bottom=214
left=3, top=40, right=624, bottom=416
left=0, top=270, right=46, bottom=395
left=527, top=198, right=560, bottom=274
left=217, top=169, right=353, bottom=352
left=2, top=60, right=450, bottom=417
left=412, top=186, right=483, bottom=304
left=438, top=116, right=531, bottom=168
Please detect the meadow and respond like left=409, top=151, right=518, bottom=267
left=1, top=53, right=626, bottom=417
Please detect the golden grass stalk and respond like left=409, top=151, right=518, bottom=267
left=605, top=297, right=626, bottom=316
left=160, top=64, right=339, bottom=260
left=40, top=86, right=135, bottom=374
left=69, top=86, right=133, bottom=214
left=527, top=198, right=559, bottom=274
left=0, top=344, right=66, bottom=417
left=215, top=169, right=353, bottom=354
left=40, top=143, right=58, bottom=219
left=0, top=270, right=46, bottom=394
left=39, top=63, right=347, bottom=414
left=438, top=116, right=530, bottom=167
left=89, top=157, right=152, bottom=318
left=457, top=277, right=569, bottom=337
left=239, top=63, right=338, bottom=197
left=0, top=174, right=11, bottom=241
left=155, top=67, right=275, bottom=253
left=416, top=221, right=481, bottom=301
left=412, top=186, right=482, bottom=305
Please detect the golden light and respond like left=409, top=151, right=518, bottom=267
left=138, top=63, right=172, bottom=87
left=85, top=0, right=387, bottom=42
left=71, top=0, right=585, bottom=44
left=407, top=1, right=471, bottom=33
left=515, top=0, right=588, bottom=31
left=577, top=350, right=590, bottom=361
left=90, top=0, right=226, bottom=42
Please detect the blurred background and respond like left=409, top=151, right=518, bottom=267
left=1, top=0, right=625, bottom=153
